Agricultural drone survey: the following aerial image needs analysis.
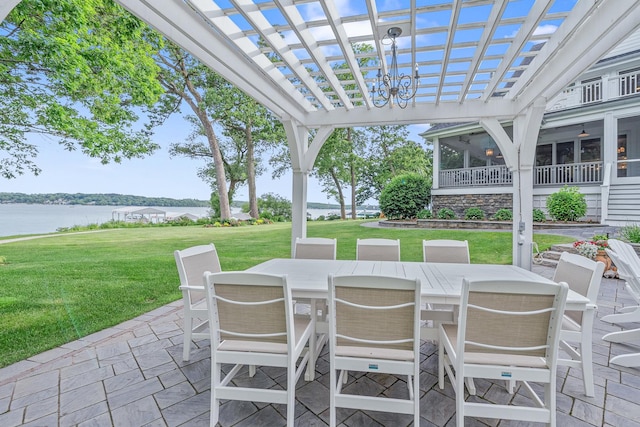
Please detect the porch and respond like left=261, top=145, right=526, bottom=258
left=439, top=161, right=604, bottom=188
left=1, top=263, right=639, bottom=426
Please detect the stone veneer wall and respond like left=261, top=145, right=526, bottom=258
left=432, top=194, right=513, bottom=218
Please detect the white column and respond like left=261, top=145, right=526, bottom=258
left=432, top=137, right=440, bottom=189
left=512, top=165, right=534, bottom=270
left=291, top=170, right=308, bottom=255
left=0, top=0, right=21, bottom=21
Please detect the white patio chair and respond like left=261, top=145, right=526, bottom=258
left=602, top=239, right=640, bottom=324
left=294, top=237, right=337, bottom=260
left=356, top=238, right=400, bottom=261
left=553, top=252, right=604, bottom=397
left=422, top=239, right=470, bottom=264
left=439, top=278, right=568, bottom=427
left=421, top=239, right=470, bottom=328
left=328, top=274, right=421, bottom=427
left=204, top=271, right=315, bottom=427
left=174, top=243, right=221, bottom=361
left=602, top=249, right=640, bottom=368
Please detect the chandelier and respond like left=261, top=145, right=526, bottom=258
left=371, top=27, right=420, bottom=109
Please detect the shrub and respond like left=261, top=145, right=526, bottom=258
left=417, top=209, right=432, bottom=219
left=379, top=173, right=431, bottom=220
left=533, top=208, right=546, bottom=222
left=493, top=208, right=513, bottom=221
left=464, top=207, right=485, bottom=220
left=619, top=223, right=640, bottom=244
left=436, top=208, right=456, bottom=220
left=546, top=186, right=587, bottom=221
left=316, top=215, right=325, bottom=221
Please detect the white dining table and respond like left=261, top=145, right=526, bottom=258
left=248, top=258, right=591, bottom=311
left=249, top=258, right=591, bottom=381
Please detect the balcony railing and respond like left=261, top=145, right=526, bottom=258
left=439, top=161, right=603, bottom=188
left=439, top=165, right=512, bottom=187
left=535, top=161, right=603, bottom=185
left=548, top=70, right=640, bottom=111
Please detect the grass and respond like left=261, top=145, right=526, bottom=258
left=0, top=220, right=574, bottom=368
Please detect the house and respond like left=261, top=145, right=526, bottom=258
left=421, top=31, right=640, bottom=226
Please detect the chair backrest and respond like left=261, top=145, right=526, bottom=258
left=606, top=249, right=640, bottom=295
left=329, top=275, right=420, bottom=354
left=356, top=238, right=401, bottom=261
left=204, top=272, right=292, bottom=351
left=294, top=237, right=337, bottom=260
left=174, top=244, right=222, bottom=302
left=608, top=239, right=640, bottom=275
left=422, top=239, right=470, bottom=263
left=552, top=252, right=604, bottom=324
left=457, top=278, right=568, bottom=365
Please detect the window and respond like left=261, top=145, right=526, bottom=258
left=556, top=141, right=575, bottom=164
left=536, top=144, right=552, bottom=166
left=580, top=138, right=601, bottom=162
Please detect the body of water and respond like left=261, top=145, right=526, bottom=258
left=0, top=204, right=363, bottom=237
left=0, top=204, right=213, bottom=237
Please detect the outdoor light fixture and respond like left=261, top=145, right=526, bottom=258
left=578, top=126, right=590, bottom=137
left=371, top=27, right=419, bottom=109
left=485, top=148, right=494, bottom=157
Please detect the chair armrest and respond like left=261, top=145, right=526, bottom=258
left=179, top=285, right=205, bottom=292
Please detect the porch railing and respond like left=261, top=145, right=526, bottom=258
left=439, top=161, right=603, bottom=188
left=534, top=161, right=603, bottom=185
left=439, top=165, right=512, bottom=187
left=548, top=70, right=640, bottom=111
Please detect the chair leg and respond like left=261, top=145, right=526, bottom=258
left=210, top=359, right=221, bottom=427
left=581, top=334, right=595, bottom=397
left=438, top=341, right=445, bottom=389
left=286, top=360, right=295, bottom=427
left=183, top=311, right=192, bottom=362
left=456, top=371, right=465, bottom=427
left=329, top=362, right=337, bottom=427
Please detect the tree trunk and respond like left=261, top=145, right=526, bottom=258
left=202, top=118, right=231, bottom=219
left=246, top=127, right=259, bottom=219
left=329, top=168, right=346, bottom=219
left=348, top=129, right=356, bottom=220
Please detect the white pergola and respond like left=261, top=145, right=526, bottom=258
left=4, top=0, right=640, bottom=268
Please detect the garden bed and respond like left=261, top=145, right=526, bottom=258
left=379, top=219, right=605, bottom=230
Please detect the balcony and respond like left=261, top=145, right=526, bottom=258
left=548, top=70, right=640, bottom=111
left=439, top=161, right=603, bottom=188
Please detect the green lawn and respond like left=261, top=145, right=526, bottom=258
left=0, top=220, right=574, bottom=368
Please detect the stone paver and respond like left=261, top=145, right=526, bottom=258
left=0, top=264, right=638, bottom=426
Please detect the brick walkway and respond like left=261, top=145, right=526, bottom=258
left=1, top=265, right=639, bottom=426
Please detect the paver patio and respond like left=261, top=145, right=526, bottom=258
left=1, top=264, right=639, bottom=426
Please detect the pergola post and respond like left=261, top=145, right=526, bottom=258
left=284, top=119, right=334, bottom=255
left=481, top=98, right=545, bottom=269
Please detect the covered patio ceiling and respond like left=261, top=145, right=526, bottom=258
left=116, top=0, right=640, bottom=128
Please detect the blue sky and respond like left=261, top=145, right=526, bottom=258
left=2, top=114, right=429, bottom=204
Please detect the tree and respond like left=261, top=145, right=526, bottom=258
left=379, top=173, right=431, bottom=219
left=0, top=0, right=164, bottom=179
left=257, top=193, right=291, bottom=221
left=358, top=125, right=432, bottom=202
left=206, top=79, right=285, bottom=219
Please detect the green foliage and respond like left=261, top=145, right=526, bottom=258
left=437, top=208, right=456, bottom=219
left=257, top=193, right=291, bottom=221
left=619, top=224, right=640, bottom=244
left=1, top=0, right=163, bottom=178
left=417, top=209, right=432, bottom=219
left=533, top=208, right=546, bottom=222
left=546, top=186, right=587, bottom=221
left=464, top=207, right=485, bottom=220
left=493, top=208, right=513, bottom=221
left=379, top=174, right=430, bottom=220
